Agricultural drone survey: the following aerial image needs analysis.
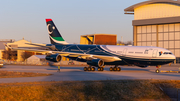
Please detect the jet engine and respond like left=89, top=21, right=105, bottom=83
left=45, top=54, right=62, bottom=62
left=87, top=59, right=104, bottom=67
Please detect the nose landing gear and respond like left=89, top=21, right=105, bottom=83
left=155, top=65, right=161, bottom=73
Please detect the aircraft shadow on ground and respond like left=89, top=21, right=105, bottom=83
left=46, top=66, right=83, bottom=70
left=46, top=66, right=156, bottom=73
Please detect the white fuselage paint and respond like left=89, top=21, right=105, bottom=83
left=100, top=45, right=176, bottom=60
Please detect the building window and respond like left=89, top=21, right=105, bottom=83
left=169, top=32, right=174, bottom=40
left=175, top=32, right=180, bottom=40
left=158, top=41, right=163, bottom=48
left=164, top=33, right=168, bottom=40
left=169, top=24, right=174, bottom=32
left=158, top=25, right=163, bottom=32
left=137, top=26, right=142, bottom=33
left=175, top=24, right=180, bottom=31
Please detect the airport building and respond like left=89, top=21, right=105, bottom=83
left=1, top=38, right=69, bottom=62
left=6, top=38, right=44, bottom=61
left=80, top=34, right=117, bottom=45
left=125, top=0, right=180, bottom=63
left=0, top=39, right=15, bottom=60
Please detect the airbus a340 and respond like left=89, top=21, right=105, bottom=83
left=8, top=19, right=176, bottom=73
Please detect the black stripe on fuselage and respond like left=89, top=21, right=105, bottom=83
left=55, top=44, right=115, bottom=56
left=119, top=56, right=174, bottom=66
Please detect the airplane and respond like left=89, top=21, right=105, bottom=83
left=7, top=19, right=176, bottom=73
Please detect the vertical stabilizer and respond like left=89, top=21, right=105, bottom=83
left=46, top=19, right=68, bottom=44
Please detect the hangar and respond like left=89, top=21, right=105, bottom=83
left=125, top=0, right=180, bottom=63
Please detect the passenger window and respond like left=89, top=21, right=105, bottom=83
left=135, top=52, right=143, bottom=54
left=128, top=52, right=134, bottom=53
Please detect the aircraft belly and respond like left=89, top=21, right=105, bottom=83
left=120, top=56, right=174, bottom=66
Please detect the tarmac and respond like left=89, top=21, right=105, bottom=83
left=0, top=65, right=180, bottom=83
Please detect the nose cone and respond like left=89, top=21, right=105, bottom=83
left=170, top=54, right=176, bottom=62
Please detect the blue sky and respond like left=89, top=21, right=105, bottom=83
left=0, top=0, right=146, bottom=44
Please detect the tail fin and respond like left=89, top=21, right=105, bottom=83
left=46, top=19, right=68, bottom=44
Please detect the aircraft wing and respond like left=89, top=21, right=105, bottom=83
left=9, top=46, right=121, bottom=62
left=10, top=47, right=51, bottom=53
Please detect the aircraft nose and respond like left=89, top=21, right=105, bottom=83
left=172, top=54, right=176, bottom=60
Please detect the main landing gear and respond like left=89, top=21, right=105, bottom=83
left=84, top=66, right=104, bottom=71
left=155, top=65, right=161, bottom=73
left=110, top=66, right=121, bottom=71
left=84, top=66, right=95, bottom=71
left=84, top=66, right=121, bottom=72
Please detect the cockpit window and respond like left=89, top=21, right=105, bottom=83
left=163, top=52, right=172, bottom=55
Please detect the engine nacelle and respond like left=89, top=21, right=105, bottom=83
left=87, top=59, right=104, bottom=67
left=45, top=54, right=62, bottom=62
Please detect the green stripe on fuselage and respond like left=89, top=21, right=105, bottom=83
left=52, top=37, right=64, bottom=41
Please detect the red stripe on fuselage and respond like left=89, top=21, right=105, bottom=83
left=46, top=19, right=52, bottom=22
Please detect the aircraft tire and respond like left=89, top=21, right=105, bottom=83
left=117, top=67, right=121, bottom=71
left=92, top=67, right=95, bottom=71
left=155, top=69, right=160, bottom=73
left=113, top=67, right=117, bottom=71
left=88, top=67, right=91, bottom=71
left=84, top=67, right=87, bottom=71
left=98, top=67, right=101, bottom=71
left=101, top=67, right=104, bottom=71
left=110, top=67, right=113, bottom=71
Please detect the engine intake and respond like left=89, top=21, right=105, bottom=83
left=45, top=54, right=62, bottom=62
left=87, top=59, right=104, bottom=67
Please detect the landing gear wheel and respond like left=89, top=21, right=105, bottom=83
left=155, top=65, right=161, bottom=73
left=88, top=67, right=91, bottom=71
left=155, top=69, right=160, bottom=73
left=113, top=67, right=117, bottom=71
left=92, top=67, right=95, bottom=71
left=98, top=67, right=104, bottom=71
left=117, top=67, right=121, bottom=71
left=100, top=67, right=104, bottom=71
left=110, top=67, right=113, bottom=71
left=84, top=67, right=87, bottom=71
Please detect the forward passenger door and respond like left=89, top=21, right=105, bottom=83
left=152, top=49, right=158, bottom=58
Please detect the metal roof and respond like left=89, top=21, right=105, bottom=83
left=33, top=55, right=46, bottom=59
left=81, top=34, right=117, bottom=37
left=124, top=0, right=180, bottom=12
left=0, top=39, right=15, bottom=50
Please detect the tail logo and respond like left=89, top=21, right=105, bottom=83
left=47, top=24, right=55, bottom=35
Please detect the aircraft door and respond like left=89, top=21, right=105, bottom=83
left=152, top=49, right=158, bottom=58
left=122, top=48, right=128, bottom=56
